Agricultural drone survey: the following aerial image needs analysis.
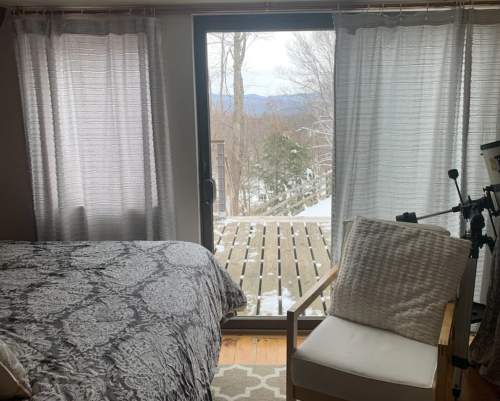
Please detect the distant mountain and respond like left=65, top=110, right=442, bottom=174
left=212, top=93, right=315, bottom=116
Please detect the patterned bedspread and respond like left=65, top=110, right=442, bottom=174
left=0, top=241, right=246, bottom=401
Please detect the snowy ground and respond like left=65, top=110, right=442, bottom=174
left=297, top=196, right=332, bottom=217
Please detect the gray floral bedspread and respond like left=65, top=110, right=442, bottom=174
left=0, top=241, right=246, bottom=401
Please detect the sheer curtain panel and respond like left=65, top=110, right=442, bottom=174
left=13, top=16, right=176, bottom=241
left=464, top=10, right=500, bottom=301
left=331, top=10, right=466, bottom=262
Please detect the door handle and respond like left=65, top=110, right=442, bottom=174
left=203, top=178, right=217, bottom=206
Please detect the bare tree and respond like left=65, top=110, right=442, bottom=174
left=229, top=32, right=246, bottom=214
left=208, top=32, right=333, bottom=215
left=207, top=33, right=230, bottom=114
left=207, top=32, right=270, bottom=214
left=276, top=31, right=336, bottom=174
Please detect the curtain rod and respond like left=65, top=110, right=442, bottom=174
left=11, top=1, right=500, bottom=15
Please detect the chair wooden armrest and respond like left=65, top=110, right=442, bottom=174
left=286, top=264, right=338, bottom=401
left=287, top=264, right=339, bottom=318
left=438, top=300, right=455, bottom=355
left=435, top=300, right=455, bottom=401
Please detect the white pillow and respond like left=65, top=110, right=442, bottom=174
left=0, top=339, right=32, bottom=399
left=328, top=216, right=471, bottom=346
left=339, top=218, right=450, bottom=268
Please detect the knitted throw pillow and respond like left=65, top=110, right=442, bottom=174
left=328, top=216, right=471, bottom=345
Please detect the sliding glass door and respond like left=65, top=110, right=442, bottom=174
left=194, top=14, right=334, bottom=329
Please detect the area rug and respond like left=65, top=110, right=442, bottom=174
left=211, top=365, right=286, bottom=400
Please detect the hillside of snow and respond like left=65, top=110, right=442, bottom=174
left=297, top=196, right=332, bottom=217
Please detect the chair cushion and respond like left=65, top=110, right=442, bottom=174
left=291, top=316, right=437, bottom=401
left=329, top=216, right=470, bottom=345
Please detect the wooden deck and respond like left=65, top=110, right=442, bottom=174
left=214, top=217, right=332, bottom=317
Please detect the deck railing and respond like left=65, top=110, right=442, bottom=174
left=250, top=171, right=332, bottom=216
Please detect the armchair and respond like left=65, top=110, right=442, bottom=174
left=286, top=264, right=455, bottom=401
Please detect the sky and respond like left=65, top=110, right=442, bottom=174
left=207, top=31, right=303, bottom=97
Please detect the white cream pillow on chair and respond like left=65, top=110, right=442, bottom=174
left=339, top=218, right=451, bottom=270
left=0, top=339, right=31, bottom=399
left=328, top=216, right=471, bottom=346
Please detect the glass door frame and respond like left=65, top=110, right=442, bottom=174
left=193, top=13, right=334, bottom=330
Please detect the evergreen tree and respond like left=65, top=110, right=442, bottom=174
left=261, top=126, right=311, bottom=196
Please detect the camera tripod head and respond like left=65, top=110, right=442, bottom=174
left=396, top=168, right=497, bottom=256
left=446, top=169, right=497, bottom=255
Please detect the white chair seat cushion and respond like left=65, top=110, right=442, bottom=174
left=291, top=316, right=437, bottom=401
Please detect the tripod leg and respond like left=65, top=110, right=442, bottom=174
left=453, top=367, right=463, bottom=400
left=451, top=258, right=478, bottom=399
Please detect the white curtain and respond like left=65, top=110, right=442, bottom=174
left=332, top=9, right=466, bottom=262
left=465, top=10, right=500, bottom=301
left=332, top=8, right=500, bottom=301
left=13, top=16, right=176, bottom=241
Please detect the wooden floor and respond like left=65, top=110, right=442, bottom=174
left=214, top=217, right=332, bottom=317
left=219, top=335, right=500, bottom=401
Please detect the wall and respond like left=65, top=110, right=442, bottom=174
left=0, top=14, right=36, bottom=241
left=162, top=14, right=200, bottom=244
left=0, top=14, right=201, bottom=243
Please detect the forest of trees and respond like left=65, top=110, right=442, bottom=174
left=208, top=31, right=335, bottom=216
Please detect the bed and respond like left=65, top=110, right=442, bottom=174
left=0, top=240, right=246, bottom=401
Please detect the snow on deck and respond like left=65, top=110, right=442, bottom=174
left=214, top=217, right=332, bottom=317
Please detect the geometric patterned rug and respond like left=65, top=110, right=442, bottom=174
left=211, top=365, right=286, bottom=400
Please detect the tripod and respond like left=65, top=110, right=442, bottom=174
left=452, top=228, right=494, bottom=399
left=397, top=169, right=497, bottom=400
